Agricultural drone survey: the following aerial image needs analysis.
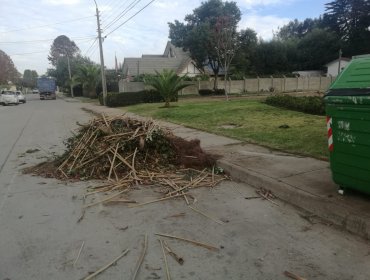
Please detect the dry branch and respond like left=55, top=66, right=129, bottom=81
left=154, top=233, right=219, bottom=252
left=131, top=235, right=148, bottom=280
left=188, top=205, right=225, bottom=225
left=83, top=249, right=129, bottom=280
left=159, top=239, right=171, bottom=280
left=163, top=241, right=184, bottom=265
left=283, top=271, right=307, bottom=280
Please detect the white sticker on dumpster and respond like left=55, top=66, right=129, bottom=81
left=337, top=131, right=356, bottom=143
left=337, top=121, right=351, bottom=131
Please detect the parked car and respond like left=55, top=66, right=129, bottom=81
left=32, top=89, right=39, bottom=94
left=0, top=90, right=19, bottom=105
left=15, top=91, right=26, bottom=103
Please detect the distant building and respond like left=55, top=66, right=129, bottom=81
left=122, top=42, right=202, bottom=79
left=292, top=70, right=323, bottom=77
left=325, top=58, right=351, bottom=77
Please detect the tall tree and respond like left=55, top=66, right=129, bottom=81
left=324, top=0, right=370, bottom=55
left=168, top=0, right=241, bottom=89
left=214, top=16, right=239, bottom=99
left=232, top=28, right=258, bottom=74
left=296, top=28, right=340, bottom=70
left=276, top=18, right=323, bottom=40
left=252, top=40, right=293, bottom=75
left=47, top=55, right=93, bottom=92
left=48, top=35, right=80, bottom=66
left=22, top=69, right=38, bottom=88
left=73, top=64, right=100, bottom=98
left=0, top=49, right=20, bottom=84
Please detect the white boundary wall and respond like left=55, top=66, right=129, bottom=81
left=119, top=76, right=335, bottom=95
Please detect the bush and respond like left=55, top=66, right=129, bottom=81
left=103, top=90, right=167, bottom=107
left=199, top=89, right=214, bottom=96
left=265, top=94, right=325, bottom=115
left=214, top=89, right=225, bottom=96
left=143, top=89, right=163, bottom=103
left=105, top=91, right=145, bottom=107
left=198, top=89, right=226, bottom=96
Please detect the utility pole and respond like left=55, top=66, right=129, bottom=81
left=93, top=0, right=107, bottom=105
left=338, top=49, right=342, bottom=76
left=67, top=55, right=74, bottom=98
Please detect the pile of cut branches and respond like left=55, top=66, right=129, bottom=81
left=25, top=114, right=225, bottom=206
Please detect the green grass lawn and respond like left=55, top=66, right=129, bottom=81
left=125, top=98, right=328, bottom=159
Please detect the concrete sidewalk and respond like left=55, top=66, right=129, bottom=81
left=68, top=98, right=370, bottom=240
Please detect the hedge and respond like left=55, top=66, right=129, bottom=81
left=265, top=94, right=325, bottom=115
left=99, top=90, right=164, bottom=107
left=199, top=89, right=226, bottom=96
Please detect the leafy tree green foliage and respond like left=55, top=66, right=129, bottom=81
left=252, top=40, right=294, bottom=75
left=48, top=35, right=80, bottom=66
left=73, top=64, right=100, bottom=98
left=145, top=70, right=190, bottom=107
left=232, top=28, right=258, bottom=74
left=0, top=50, right=20, bottom=84
left=296, top=28, right=340, bottom=70
left=276, top=18, right=323, bottom=40
left=47, top=55, right=93, bottom=92
left=168, top=0, right=241, bottom=89
left=22, top=69, right=38, bottom=88
left=324, top=0, right=370, bottom=55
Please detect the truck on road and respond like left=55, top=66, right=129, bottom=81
left=37, top=77, right=56, bottom=100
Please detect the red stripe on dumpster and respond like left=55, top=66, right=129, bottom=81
left=326, top=116, right=333, bottom=152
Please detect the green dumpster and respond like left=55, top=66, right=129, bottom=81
left=324, top=54, right=370, bottom=195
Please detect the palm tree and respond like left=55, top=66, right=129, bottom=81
left=145, top=70, right=190, bottom=107
left=73, top=64, right=100, bottom=98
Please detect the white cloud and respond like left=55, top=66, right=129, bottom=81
left=240, top=14, right=291, bottom=40
left=242, top=0, right=294, bottom=8
left=43, top=0, right=81, bottom=5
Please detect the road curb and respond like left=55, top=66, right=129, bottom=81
left=217, top=159, right=370, bottom=240
left=77, top=103, right=370, bottom=240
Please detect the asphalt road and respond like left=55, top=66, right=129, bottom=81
left=0, top=95, right=370, bottom=280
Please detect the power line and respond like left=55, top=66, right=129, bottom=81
left=0, top=16, right=94, bottom=34
left=104, top=0, right=142, bottom=31
left=105, top=0, right=155, bottom=37
left=0, top=36, right=96, bottom=44
left=84, top=37, right=98, bottom=56
left=9, top=50, right=49, bottom=56
left=101, top=0, right=131, bottom=25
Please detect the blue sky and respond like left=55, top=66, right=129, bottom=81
left=0, top=0, right=330, bottom=75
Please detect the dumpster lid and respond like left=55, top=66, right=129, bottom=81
left=329, top=54, right=370, bottom=90
left=326, top=88, right=370, bottom=96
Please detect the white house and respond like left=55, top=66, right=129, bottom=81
left=325, top=58, right=351, bottom=77
left=122, top=42, right=202, bottom=79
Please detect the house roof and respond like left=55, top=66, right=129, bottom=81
left=325, top=57, right=351, bottom=67
left=122, top=42, right=198, bottom=77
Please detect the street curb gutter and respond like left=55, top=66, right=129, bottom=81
left=217, top=159, right=370, bottom=240
left=76, top=102, right=370, bottom=240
